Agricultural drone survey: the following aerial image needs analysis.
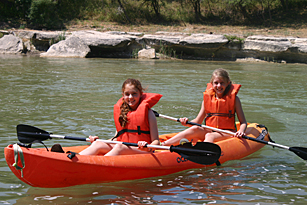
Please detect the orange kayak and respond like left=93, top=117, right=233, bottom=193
left=4, top=123, right=269, bottom=188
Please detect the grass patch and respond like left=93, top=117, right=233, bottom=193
left=224, top=35, right=244, bottom=43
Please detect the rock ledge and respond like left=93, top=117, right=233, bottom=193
left=1, top=29, right=307, bottom=64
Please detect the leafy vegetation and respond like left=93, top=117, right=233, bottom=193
left=28, top=0, right=62, bottom=29
left=0, top=0, right=307, bottom=30
left=224, top=35, right=244, bottom=43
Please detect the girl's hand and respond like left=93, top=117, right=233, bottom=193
left=179, top=117, right=189, bottom=126
left=138, top=141, right=148, bottom=148
left=89, top=135, right=99, bottom=143
left=138, top=141, right=151, bottom=151
left=233, top=131, right=245, bottom=138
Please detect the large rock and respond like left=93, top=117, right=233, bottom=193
left=70, top=30, right=141, bottom=57
left=0, top=35, right=24, bottom=54
left=40, top=36, right=90, bottom=58
left=13, top=30, right=68, bottom=51
left=0, top=30, right=10, bottom=36
left=71, top=30, right=134, bottom=47
left=243, top=36, right=292, bottom=52
left=289, top=38, right=307, bottom=53
left=242, top=35, right=307, bottom=63
left=138, top=32, right=228, bottom=58
left=179, top=34, right=229, bottom=58
left=138, top=48, right=156, bottom=59
left=180, top=34, right=228, bottom=47
left=138, top=32, right=187, bottom=46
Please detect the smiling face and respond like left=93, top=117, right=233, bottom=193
left=212, top=76, right=230, bottom=98
left=122, top=83, right=142, bottom=110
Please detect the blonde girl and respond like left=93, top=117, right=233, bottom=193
left=162, top=68, right=247, bottom=145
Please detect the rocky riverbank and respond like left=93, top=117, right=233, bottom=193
left=0, top=29, right=307, bottom=64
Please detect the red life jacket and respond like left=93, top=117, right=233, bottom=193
left=113, top=93, right=162, bottom=143
left=203, top=83, right=241, bottom=130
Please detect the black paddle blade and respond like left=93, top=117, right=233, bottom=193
left=289, top=147, right=307, bottom=160
left=17, top=124, right=51, bottom=144
left=170, top=142, right=221, bottom=165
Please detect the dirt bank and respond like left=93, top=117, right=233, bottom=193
left=64, top=22, right=307, bottom=38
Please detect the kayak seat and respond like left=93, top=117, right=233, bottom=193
left=51, top=144, right=65, bottom=153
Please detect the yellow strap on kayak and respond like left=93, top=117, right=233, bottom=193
left=12, top=144, right=25, bottom=178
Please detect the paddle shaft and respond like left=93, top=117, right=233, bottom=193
left=52, top=134, right=170, bottom=149
left=18, top=131, right=217, bottom=155
left=20, top=131, right=171, bottom=150
left=53, top=134, right=219, bottom=154
left=155, top=113, right=290, bottom=150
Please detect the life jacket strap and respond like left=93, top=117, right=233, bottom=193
left=206, top=110, right=235, bottom=118
left=112, top=126, right=150, bottom=141
left=204, top=111, right=237, bottom=131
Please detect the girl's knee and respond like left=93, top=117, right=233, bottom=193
left=91, top=141, right=105, bottom=148
left=204, top=133, right=214, bottom=143
left=88, top=141, right=100, bottom=149
left=112, top=144, right=127, bottom=153
left=113, top=144, right=124, bottom=149
left=91, top=141, right=112, bottom=151
left=189, top=126, right=204, bottom=133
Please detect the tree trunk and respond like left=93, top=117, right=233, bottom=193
left=117, top=0, right=132, bottom=23
left=189, top=0, right=201, bottom=21
left=151, top=0, right=160, bottom=18
left=280, top=0, right=288, bottom=11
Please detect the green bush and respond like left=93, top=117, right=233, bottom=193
left=0, top=0, right=31, bottom=19
left=1, top=0, right=307, bottom=30
left=29, top=0, right=63, bottom=29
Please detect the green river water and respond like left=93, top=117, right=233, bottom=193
left=1, top=55, right=307, bottom=204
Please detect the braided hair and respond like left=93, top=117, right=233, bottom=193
left=119, top=78, right=144, bottom=127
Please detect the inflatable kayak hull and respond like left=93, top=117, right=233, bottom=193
left=4, top=123, right=269, bottom=188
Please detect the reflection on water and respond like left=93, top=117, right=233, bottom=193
left=11, top=159, right=307, bottom=204
left=1, top=56, right=307, bottom=204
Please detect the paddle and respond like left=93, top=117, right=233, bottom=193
left=153, top=111, right=307, bottom=161
left=16, top=124, right=221, bottom=165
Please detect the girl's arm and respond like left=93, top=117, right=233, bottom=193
left=148, top=109, right=160, bottom=145
left=235, top=96, right=247, bottom=137
left=191, top=100, right=206, bottom=124
left=138, top=109, right=160, bottom=151
left=179, top=100, right=206, bottom=126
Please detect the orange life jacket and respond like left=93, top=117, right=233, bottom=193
left=113, top=93, right=162, bottom=143
left=203, top=83, right=241, bottom=130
